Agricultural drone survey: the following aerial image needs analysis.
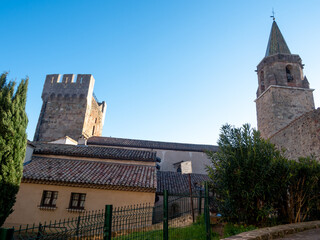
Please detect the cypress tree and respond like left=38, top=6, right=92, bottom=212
left=0, top=73, right=28, bottom=226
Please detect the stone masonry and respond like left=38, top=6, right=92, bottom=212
left=256, top=21, right=320, bottom=161
left=256, top=85, right=314, bottom=139
left=270, top=108, right=320, bottom=161
left=33, top=74, right=106, bottom=142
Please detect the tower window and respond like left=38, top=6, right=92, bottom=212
left=92, top=126, right=95, bottom=135
left=260, top=71, right=265, bottom=92
left=286, top=65, right=293, bottom=82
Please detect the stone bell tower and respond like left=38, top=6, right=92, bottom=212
left=33, top=74, right=107, bottom=142
left=255, top=20, right=315, bottom=139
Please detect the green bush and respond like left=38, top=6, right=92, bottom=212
left=0, top=73, right=28, bottom=226
left=207, top=124, right=289, bottom=225
left=285, top=157, right=320, bottom=223
left=223, top=223, right=256, bottom=238
left=207, top=124, right=320, bottom=226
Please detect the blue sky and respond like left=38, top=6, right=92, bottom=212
left=1, top=0, right=320, bottom=145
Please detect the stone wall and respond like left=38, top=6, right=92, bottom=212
left=256, top=54, right=306, bottom=97
left=222, top=220, right=320, bottom=240
left=34, top=74, right=106, bottom=142
left=270, top=108, right=320, bottom=161
left=82, top=96, right=106, bottom=138
left=34, top=94, right=88, bottom=141
left=256, top=86, right=315, bottom=139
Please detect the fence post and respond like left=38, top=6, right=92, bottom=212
left=0, top=228, right=7, bottom=240
left=163, top=190, right=168, bottom=240
left=0, top=228, right=14, bottom=240
left=204, top=182, right=211, bottom=240
left=198, top=189, right=202, bottom=215
left=104, top=205, right=113, bottom=240
left=76, top=215, right=81, bottom=238
left=36, top=223, right=43, bottom=240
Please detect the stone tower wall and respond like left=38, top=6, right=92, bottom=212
left=256, top=54, right=308, bottom=97
left=34, top=74, right=106, bottom=142
left=270, top=108, right=320, bottom=161
left=256, top=85, right=314, bottom=139
left=82, top=96, right=105, bottom=138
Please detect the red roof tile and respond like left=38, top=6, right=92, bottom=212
left=23, top=156, right=157, bottom=192
left=32, top=142, right=156, bottom=162
left=156, top=171, right=210, bottom=195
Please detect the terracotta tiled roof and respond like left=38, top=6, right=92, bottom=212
left=23, top=156, right=157, bottom=192
left=32, top=142, right=156, bottom=162
left=156, top=171, right=210, bottom=195
left=88, top=136, right=218, bottom=152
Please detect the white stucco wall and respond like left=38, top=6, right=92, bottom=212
left=24, top=144, right=34, bottom=164
left=4, top=183, right=155, bottom=228
left=155, top=149, right=211, bottom=174
left=92, top=145, right=212, bottom=174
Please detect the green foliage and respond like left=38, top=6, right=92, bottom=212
left=285, top=157, right=320, bottom=223
left=207, top=123, right=320, bottom=226
left=207, top=124, right=289, bottom=225
left=0, top=73, right=28, bottom=226
left=112, top=216, right=220, bottom=240
left=223, top=223, right=256, bottom=238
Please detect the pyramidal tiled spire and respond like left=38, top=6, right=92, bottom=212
left=265, top=21, right=291, bottom=57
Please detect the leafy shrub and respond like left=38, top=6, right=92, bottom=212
left=207, top=124, right=320, bottom=226
left=223, top=223, right=256, bottom=237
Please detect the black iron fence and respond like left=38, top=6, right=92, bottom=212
left=1, top=183, right=212, bottom=240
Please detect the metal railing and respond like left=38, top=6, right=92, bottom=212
left=12, top=209, right=104, bottom=239
left=2, top=183, right=212, bottom=240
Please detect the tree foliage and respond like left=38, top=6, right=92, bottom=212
left=0, top=73, right=28, bottom=226
left=286, top=157, right=320, bottom=223
left=207, top=124, right=320, bottom=226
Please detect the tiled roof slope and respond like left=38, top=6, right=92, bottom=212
left=157, top=171, right=210, bottom=195
left=32, top=142, right=156, bottom=162
left=265, top=21, right=291, bottom=57
left=88, top=136, right=218, bottom=152
left=23, top=156, right=156, bottom=192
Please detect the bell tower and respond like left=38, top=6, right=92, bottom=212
left=255, top=20, right=315, bottom=138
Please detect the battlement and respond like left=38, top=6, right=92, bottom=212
left=34, top=73, right=106, bottom=142
left=42, top=74, right=95, bottom=101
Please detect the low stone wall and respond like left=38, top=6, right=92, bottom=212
left=222, top=221, right=320, bottom=240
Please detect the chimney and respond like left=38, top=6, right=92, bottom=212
left=77, top=135, right=87, bottom=145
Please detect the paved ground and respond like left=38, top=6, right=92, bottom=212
left=280, top=228, right=320, bottom=239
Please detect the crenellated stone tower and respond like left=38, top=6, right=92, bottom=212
left=34, top=74, right=107, bottom=142
left=255, top=20, right=315, bottom=139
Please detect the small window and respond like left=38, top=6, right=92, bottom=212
left=41, top=190, right=58, bottom=207
left=260, top=71, right=265, bottom=92
left=286, top=65, right=293, bottom=82
left=173, top=161, right=183, bottom=173
left=69, top=193, right=86, bottom=209
left=92, top=126, right=95, bottom=135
